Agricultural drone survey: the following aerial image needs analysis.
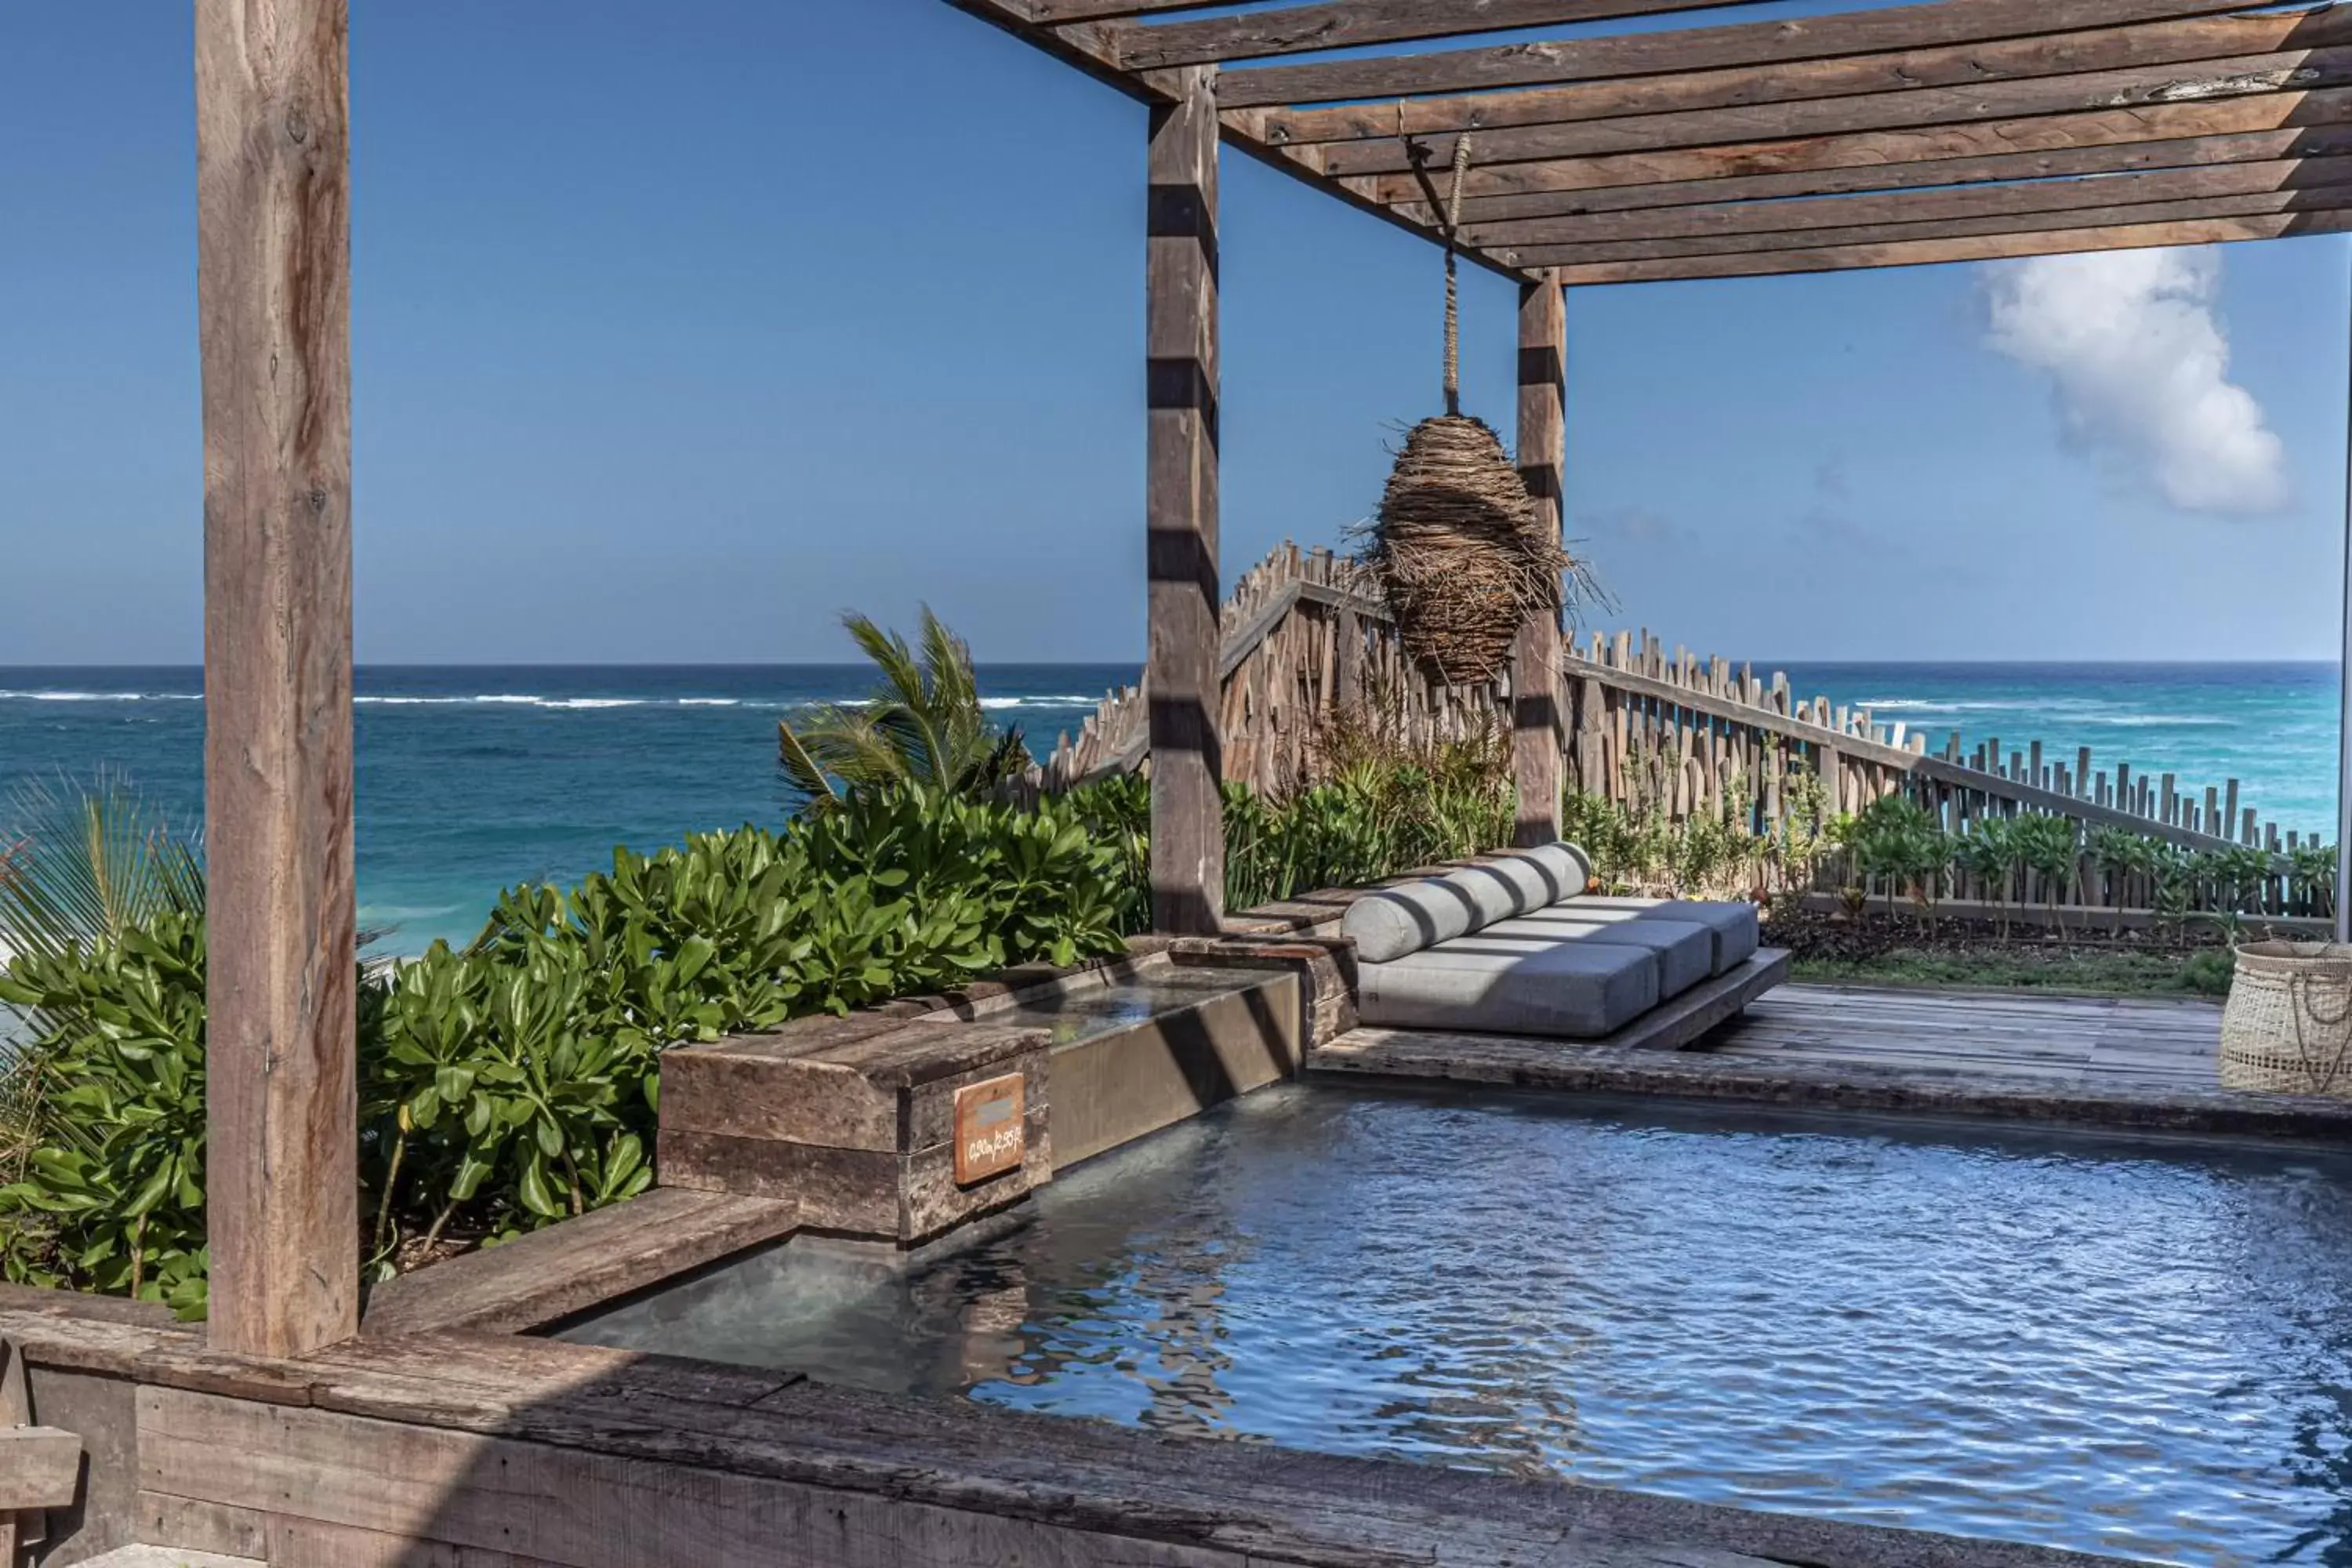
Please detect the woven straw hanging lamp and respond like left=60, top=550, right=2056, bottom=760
left=1362, top=133, right=1568, bottom=687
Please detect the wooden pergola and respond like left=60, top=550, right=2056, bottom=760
left=197, top=0, right=2352, bottom=1360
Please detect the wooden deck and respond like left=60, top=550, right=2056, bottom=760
left=1313, top=984, right=2352, bottom=1140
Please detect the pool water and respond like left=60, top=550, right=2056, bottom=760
left=913, top=964, right=1279, bottom=1047
left=568, top=1086, right=2352, bottom=1565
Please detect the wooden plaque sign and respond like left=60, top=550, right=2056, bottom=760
left=953, top=1073, right=1026, bottom=1185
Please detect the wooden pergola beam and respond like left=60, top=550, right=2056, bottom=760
left=1262, top=9, right=2352, bottom=147
left=1147, top=66, right=1226, bottom=934
left=1321, top=50, right=2352, bottom=178
left=1214, top=0, right=2267, bottom=106
left=1101, top=0, right=1777, bottom=70
left=196, top=0, right=359, bottom=1359
left=1440, top=125, right=2352, bottom=220
left=945, top=0, right=1539, bottom=279
left=1025, top=0, right=1247, bottom=18
left=1465, top=154, right=2352, bottom=245
left=1362, top=86, right=2352, bottom=205
left=1512, top=183, right=2352, bottom=263
left=1552, top=206, right=2352, bottom=281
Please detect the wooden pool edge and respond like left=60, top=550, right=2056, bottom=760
left=0, top=1293, right=2151, bottom=1568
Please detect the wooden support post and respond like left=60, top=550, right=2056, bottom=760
left=198, top=0, right=359, bottom=1358
left=2340, top=260, right=2352, bottom=938
left=1147, top=66, right=1225, bottom=934
left=1511, top=273, right=1566, bottom=847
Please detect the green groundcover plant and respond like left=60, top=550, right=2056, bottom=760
left=0, top=741, right=1508, bottom=1316
left=0, top=780, right=1133, bottom=1313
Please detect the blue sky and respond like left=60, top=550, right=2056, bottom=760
left=2, top=0, right=2347, bottom=666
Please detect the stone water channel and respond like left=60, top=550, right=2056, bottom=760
left=571, top=1080, right=2352, bottom=1566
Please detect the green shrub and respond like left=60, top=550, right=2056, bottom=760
left=1058, top=717, right=1513, bottom=923
left=1062, top=772, right=1151, bottom=932
left=0, top=913, right=212, bottom=1315
left=1840, top=796, right=1949, bottom=923
left=2175, top=947, right=2236, bottom=997
left=2, top=781, right=1133, bottom=1312
left=4, top=752, right=1515, bottom=1313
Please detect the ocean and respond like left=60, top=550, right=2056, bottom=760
left=0, top=661, right=2337, bottom=957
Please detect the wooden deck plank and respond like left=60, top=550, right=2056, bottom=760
left=1312, top=984, right=2352, bottom=1139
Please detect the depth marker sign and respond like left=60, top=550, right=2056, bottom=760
left=953, top=1074, right=1025, bottom=1185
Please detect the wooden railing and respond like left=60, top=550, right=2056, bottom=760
left=1032, top=543, right=1505, bottom=795
left=1566, top=629, right=2329, bottom=918
left=1034, top=557, right=2326, bottom=917
left=1566, top=629, right=2309, bottom=851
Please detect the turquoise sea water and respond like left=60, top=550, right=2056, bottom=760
left=1776, top=661, right=2343, bottom=836
left=0, top=660, right=2338, bottom=956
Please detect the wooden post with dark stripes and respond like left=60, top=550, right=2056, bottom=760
left=1512, top=272, right=1566, bottom=847
left=198, top=0, right=360, bottom=1357
left=1147, top=66, right=1225, bottom=932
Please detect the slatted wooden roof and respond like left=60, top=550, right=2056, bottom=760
left=947, top=0, right=2352, bottom=283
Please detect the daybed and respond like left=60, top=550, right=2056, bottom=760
left=1344, top=845, right=1773, bottom=1040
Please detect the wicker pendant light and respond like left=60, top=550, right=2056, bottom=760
left=1362, top=133, right=1567, bottom=687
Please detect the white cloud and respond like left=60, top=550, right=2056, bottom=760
left=1984, top=248, right=2288, bottom=516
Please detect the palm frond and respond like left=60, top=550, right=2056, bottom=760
left=778, top=608, right=1029, bottom=808
left=918, top=607, right=982, bottom=724
left=0, top=770, right=205, bottom=967
left=843, top=614, right=931, bottom=720
left=777, top=717, right=840, bottom=805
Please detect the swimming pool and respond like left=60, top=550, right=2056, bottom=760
left=568, top=1085, right=2352, bottom=1564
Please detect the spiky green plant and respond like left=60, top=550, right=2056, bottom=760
left=0, top=772, right=204, bottom=968
left=778, top=607, right=1030, bottom=807
left=2010, top=813, right=2082, bottom=931
left=1951, top=816, right=2018, bottom=938
left=0, top=772, right=205, bottom=1191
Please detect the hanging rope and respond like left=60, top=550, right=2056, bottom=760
left=1352, top=123, right=1569, bottom=687
left=1442, top=131, right=1473, bottom=418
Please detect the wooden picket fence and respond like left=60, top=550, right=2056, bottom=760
left=1565, top=630, right=2332, bottom=921
left=1033, top=548, right=2330, bottom=921
left=1030, top=543, right=1500, bottom=796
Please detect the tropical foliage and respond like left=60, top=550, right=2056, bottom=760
left=0, top=771, right=205, bottom=967
left=0, top=774, right=207, bottom=1198
left=1564, top=749, right=1835, bottom=901
left=1058, top=705, right=1517, bottom=927
left=778, top=607, right=1030, bottom=805
left=0, top=913, right=211, bottom=1314
left=0, top=778, right=1129, bottom=1312
left=1836, top=795, right=1950, bottom=927
left=1831, top=797, right=2333, bottom=935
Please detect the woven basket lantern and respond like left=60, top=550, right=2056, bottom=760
left=2219, top=942, right=2352, bottom=1098
left=1367, top=413, right=1561, bottom=685
left=1359, top=134, right=1568, bottom=687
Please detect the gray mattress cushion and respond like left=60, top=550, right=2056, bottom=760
left=1342, top=877, right=1485, bottom=964
left=1441, top=862, right=1530, bottom=927
left=1465, top=855, right=1553, bottom=916
left=1357, top=938, right=1658, bottom=1038
left=1483, top=844, right=1586, bottom=906
left=1480, top=916, right=1714, bottom=999
left=1528, top=842, right=1594, bottom=902
left=1566, top=896, right=1761, bottom=975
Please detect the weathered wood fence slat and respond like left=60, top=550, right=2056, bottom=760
left=1564, top=626, right=2331, bottom=918
left=1031, top=541, right=1501, bottom=796
left=1035, top=546, right=2326, bottom=917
